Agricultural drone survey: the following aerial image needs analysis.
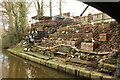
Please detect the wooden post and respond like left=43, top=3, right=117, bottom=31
left=101, top=13, right=104, bottom=23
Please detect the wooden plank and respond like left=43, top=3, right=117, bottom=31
left=74, top=13, right=114, bottom=24
left=66, top=58, right=98, bottom=67
left=55, top=51, right=68, bottom=55
left=25, top=52, right=53, bottom=60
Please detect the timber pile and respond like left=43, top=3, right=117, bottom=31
left=25, top=20, right=119, bottom=77
left=40, top=24, right=83, bottom=47
left=27, top=43, right=117, bottom=76
left=39, top=21, right=119, bottom=52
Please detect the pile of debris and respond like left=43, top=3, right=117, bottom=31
left=39, top=21, right=119, bottom=52
left=26, top=43, right=117, bottom=76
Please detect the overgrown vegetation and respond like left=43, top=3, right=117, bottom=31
left=1, top=1, right=29, bottom=48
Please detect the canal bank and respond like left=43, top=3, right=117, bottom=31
left=1, top=50, right=78, bottom=78
left=7, top=48, right=114, bottom=80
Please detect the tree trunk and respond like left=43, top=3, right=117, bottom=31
left=18, top=2, right=28, bottom=39
left=50, top=0, right=52, bottom=17
left=59, top=0, right=62, bottom=16
left=40, top=0, right=44, bottom=16
left=8, top=11, right=14, bottom=31
left=37, top=0, right=41, bottom=18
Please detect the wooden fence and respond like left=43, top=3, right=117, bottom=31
left=31, top=13, right=116, bottom=28
left=74, top=13, right=115, bottom=24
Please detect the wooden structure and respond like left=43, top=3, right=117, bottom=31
left=83, top=33, right=93, bottom=41
left=31, top=13, right=114, bottom=28
left=81, top=42, right=94, bottom=51
left=99, top=33, right=108, bottom=41
left=98, top=23, right=111, bottom=32
left=74, top=13, right=115, bottom=24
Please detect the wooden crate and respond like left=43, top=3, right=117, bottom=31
left=83, top=25, right=93, bottom=32
left=83, top=33, right=93, bottom=41
left=98, top=23, right=111, bottom=32
left=81, top=42, right=94, bottom=52
left=99, top=33, right=108, bottom=41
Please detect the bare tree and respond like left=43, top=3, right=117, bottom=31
left=40, top=0, right=44, bottom=16
left=1, top=1, right=29, bottom=48
left=49, top=0, right=52, bottom=17
left=33, top=0, right=44, bottom=18
left=0, top=2, right=14, bottom=31
left=59, top=0, right=62, bottom=16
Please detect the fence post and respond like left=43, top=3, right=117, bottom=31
left=101, top=13, right=104, bottom=23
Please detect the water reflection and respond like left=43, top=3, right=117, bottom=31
left=1, top=50, right=77, bottom=78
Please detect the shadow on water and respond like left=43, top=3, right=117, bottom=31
left=1, top=50, right=79, bottom=78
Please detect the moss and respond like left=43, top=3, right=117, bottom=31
left=58, top=64, right=66, bottom=71
left=67, top=62, right=75, bottom=65
left=102, top=63, right=116, bottom=71
left=90, top=73, right=101, bottom=80
left=46, top=61, right=58, bottom=69
left=40, top=59, right=46, bottom=65
left=66, top=65, right=77, bottom=75
left=80, top=55, right=87, bottom=60
left=103, top=58, right=117, bottom=64
left=87, top=56, right=96, bottom=61
left=11, top=47, right=24, bottom=53
left=39, top=50, right=44, bottom=55
left=78, top=69, right=91, bottom=78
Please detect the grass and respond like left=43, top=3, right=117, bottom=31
left=11, top=47, right=24, bottom=53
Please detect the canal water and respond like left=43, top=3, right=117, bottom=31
left=0, top=50, right=77, bottom=78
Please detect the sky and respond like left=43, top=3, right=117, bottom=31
left=28, top=0, right=101, bottom=21
left=0, top=0, right=102, bottom=26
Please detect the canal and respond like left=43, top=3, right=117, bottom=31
left=0, top=50, right=77, bottom=78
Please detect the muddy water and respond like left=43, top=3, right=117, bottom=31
left=0, top=50, right=77, bottom=78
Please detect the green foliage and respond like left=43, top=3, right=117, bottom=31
left=2, top=1, right=29, bottom=49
